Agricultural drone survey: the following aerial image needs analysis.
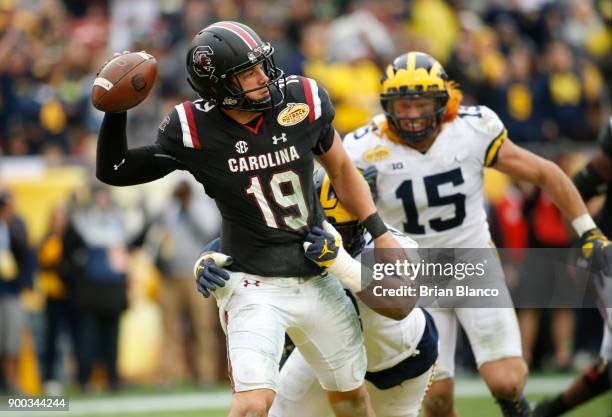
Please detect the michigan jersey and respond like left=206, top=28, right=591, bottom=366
left=344, top=105, right=507, bottom=248
left=157, top=76, right=335, bottom=276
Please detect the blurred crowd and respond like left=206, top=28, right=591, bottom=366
left=0, top=0, right=611, bottom=395
left=1, top=0, right=610, bottom=156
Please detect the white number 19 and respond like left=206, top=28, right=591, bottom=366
left=245, top=170, right=309, bottom=230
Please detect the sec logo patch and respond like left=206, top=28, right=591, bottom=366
left=277, top=103, right=310, bottom=126
left=363, top=146, right=391, bottom=162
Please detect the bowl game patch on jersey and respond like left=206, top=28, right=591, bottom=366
left=277, top=103, right=310, bottom=126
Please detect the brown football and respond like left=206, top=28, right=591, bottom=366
left=91, top=52, right=157, bottom=113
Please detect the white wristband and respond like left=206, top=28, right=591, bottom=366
left=193, top=251, right=232, bottom=277
left=327, top=247, right=364, bottom=294
left=571, top=214, right=597, bottom=236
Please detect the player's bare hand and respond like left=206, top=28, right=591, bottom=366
left=113, top=50, right=131, bottom=58
left=372, top=231, right=418, bottom=273
left=373, top=231, right=399, bottom=249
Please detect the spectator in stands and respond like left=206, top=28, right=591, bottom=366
left=486, top=43, right=550, bottom=143
left=155, top=179, right=221, bottom=386
left=38, top=205, right=78, bottom=395
left=0, top=190, right=31, bottom=394
left=407, top=0, right=459, bottom=64
left=65, top=185, right=130, bottom=392
left=544, top=40, right=603, bottom=142
left=446, top=11, right=491, bottom=106
left=260, top=8, right=305, bottom=77
left=326, top=0, right=395, bottom=67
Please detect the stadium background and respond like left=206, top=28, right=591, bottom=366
left=0, top=0, right=610, bottom=415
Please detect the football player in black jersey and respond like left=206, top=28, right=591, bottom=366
left=532, top=117, right=612, bottom=417
left=96, top=21, right=404, bottom=417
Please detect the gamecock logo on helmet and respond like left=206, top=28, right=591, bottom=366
left=192, top=46, right=217, bottom=81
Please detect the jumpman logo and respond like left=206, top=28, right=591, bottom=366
left=318, top=241, right=335, bottom=259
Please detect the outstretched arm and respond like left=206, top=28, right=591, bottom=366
left=494, top=138, right=612, bottom=264
left=318, top=130, right=392, bottom=244
left=317, top=130, right=378, bottom=221
left=493, top=139, right=589, bottom=228
left=96, top=112, right=181, bottom=186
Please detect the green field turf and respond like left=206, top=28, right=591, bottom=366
left=7, top=376, right=610, bottom=417
left=59, top=394, right=611, bottom=417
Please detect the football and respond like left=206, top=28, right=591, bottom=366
left=91, top=52, right=157, bottom=113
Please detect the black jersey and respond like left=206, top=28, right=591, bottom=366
left=597, top=117, right=612, bottom=235
left=156, top=76, right=335, bottom=276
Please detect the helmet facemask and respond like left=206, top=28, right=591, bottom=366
left=380, top=52, right=450, bottom=144
left=381, top=89, right=449, bottom=143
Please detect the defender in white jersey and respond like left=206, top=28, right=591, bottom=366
left=342, top=52, right=611, bottom=417
left=269, top=170, right=438, bottom=417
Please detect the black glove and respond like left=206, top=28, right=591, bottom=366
left=579, top=228, right=611, bottom=275
left=193, top=252, right=232, bottom=298
left=593, top=244, right=612, bottom=277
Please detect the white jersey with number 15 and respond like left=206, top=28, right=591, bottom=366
left=344, top=106, right=507, bottom=249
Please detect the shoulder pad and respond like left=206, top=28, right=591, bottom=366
left=157, top=101, right=204, bottom=151
left=343, top=121, right=385, bottom=165
left=281, top=75, right=305, bottom=97
left=458, top=105, right=505, bottom=139
left=372, top=113, right=387, bottom=128
left=344, top=114, right=386, bottom=143
left=280, top=76, right=334, bottom=125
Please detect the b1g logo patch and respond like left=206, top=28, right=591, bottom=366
left=363, top=146, right=391, bottom=162
left=277, top=103, right=310, bottom=126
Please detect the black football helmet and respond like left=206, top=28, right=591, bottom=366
left=313, top=168, right=365, bottom=257
left=380, top=52, right=449, bottom=143
left=186, top=21, right=285, bottom=111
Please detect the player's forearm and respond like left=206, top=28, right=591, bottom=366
left=331, top=159, right=377, bottom=221
left=96, top=112, right=177, bottom=186
left=537, top=160, right=590, bottom=222
left=325, top=238, right=413, bottom=320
